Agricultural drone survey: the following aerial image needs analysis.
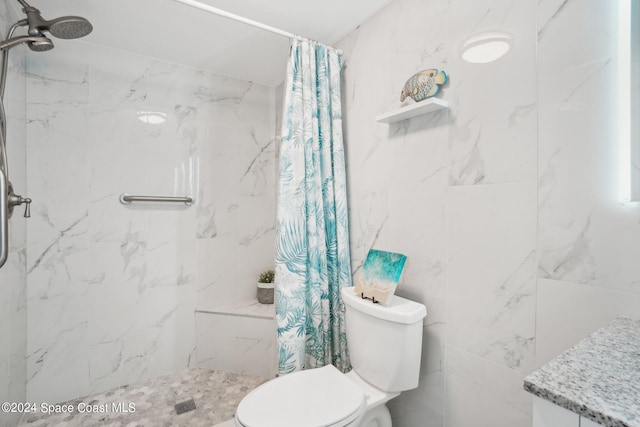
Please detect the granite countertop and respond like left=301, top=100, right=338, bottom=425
left=524, top=317, right=640, bottom=427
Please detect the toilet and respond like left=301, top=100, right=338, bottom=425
left=234, top=286, right=427, bottom=427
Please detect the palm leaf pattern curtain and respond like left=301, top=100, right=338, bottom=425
left=275, top=38, right=352, bottom=375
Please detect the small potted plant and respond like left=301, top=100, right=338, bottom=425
left=257, top=269, right=275, bottom=304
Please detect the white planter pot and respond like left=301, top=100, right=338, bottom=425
left=257, top=282, right=274, bottom=304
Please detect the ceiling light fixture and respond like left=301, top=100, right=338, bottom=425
left=136, top=111, right=167, bottom=125
left=461, top=32, right=512, bottom=64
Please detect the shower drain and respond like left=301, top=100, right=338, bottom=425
left=174, top=398, right=197, bottom=415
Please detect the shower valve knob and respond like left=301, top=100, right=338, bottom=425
left=7, top=188, right=31, bottom=218
left=22, top=197, right=31, bottom=218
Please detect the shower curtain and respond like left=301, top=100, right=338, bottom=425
left=275, top=38, right=352, bottom=375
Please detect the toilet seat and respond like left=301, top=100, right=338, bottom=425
left=235, top=365, right=366, bottom=427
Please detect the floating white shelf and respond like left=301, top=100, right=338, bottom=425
left=376, top=98, right=449, bottom=124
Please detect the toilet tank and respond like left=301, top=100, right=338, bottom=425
left=341, top=287, right=427, bottom=393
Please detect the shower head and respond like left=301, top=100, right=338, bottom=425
left=46, top=16, right=93, bottom=40
left=0, top=34, right=53, bottom=52
left=18, top=0, right=92, bottom=40
left=26, top=36, right=54, bottom=51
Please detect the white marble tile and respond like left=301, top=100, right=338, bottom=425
left=382, top=0, right=448, bottom=102
left=338, top=8, right=418, bottom=196
left=4, top=40, right=26, bottom=194
left=87, top=109, right=152, bottom=202
left=537, top=0, right=640, bottom=293
left=25, top=78, right=89, bottom=228
left=88, top=46, right=156, bottom=109
left=0, top=248, right=26, bottom=427
left=337, top=0, right=450, bottom=307
left=85, top=258, right=143, bottom=343
left=347, top=189, right=390, bottom=276
left=337, top=8, right=394, bottom=122
left=88, top=111, right=196, bottom=200
left=447, top=182, right=537, bottom=374
left=145, top=210, right=196, bottom=288
left=25, top=73, right=91, bottom=403
left=538, top=0, right=568, bottom=36
left=195, top=237, right=240, bottom=307
left=195, top=73, right=271, bottom=127
left=195, top=312, right=277, bottom=378
left=419, top=302, right=446, bottom=371
left=21, top=39, right=276, bottom=405
left=26, top=294, right=89, bottom=403
left=145, top=58, right=201, bottom=110
left=396, top=256, right=445, bottom=331
left=445, top=346, right=532, bottom=427
left=88, top=286, right=196, bottom=394
left=193, top=74, right=275, bottom=307
left=196, top=195, right=238, bottom=240
left=197, top=120, right=266, bottom=239
left=335, top=1, right=452, bottom=423
left=237, top=229, right=276, bottom=303
left=24, top=80, right=90, bottom=299
left=536, top=278, right=640, bottom=368
left=238, top=136, right=276, bottom=199
left=2, top=249, right=26, bottom=406
left=384, top=118, right=449, bottom=264
left=0, top=5, right=27, bottom=422
left=388, top=382, right=444, bottom=427
left=447, top=0, right=537, bottom=186
left=25, top=39, right=90, bottom=87
left=238, top=195, right=275, bottom=243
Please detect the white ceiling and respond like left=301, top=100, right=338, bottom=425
left=11, top=0, right=392, bottom=86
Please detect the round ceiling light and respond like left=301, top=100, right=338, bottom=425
left=136, top=111, right=167, bottom=124
left=462, top=32, right=512, bottom=64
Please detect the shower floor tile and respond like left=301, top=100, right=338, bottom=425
left=19, top=368, right=267, bottom=427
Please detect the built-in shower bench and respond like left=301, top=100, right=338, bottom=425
left=195, top=300, right=277, bottom=379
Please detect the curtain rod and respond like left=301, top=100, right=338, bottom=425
left=171, top=0, right=342, bottom=54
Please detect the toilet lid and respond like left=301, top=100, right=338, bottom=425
left=236, top=365, right=365, bottom=427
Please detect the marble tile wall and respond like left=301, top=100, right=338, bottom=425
left=195, top=311, right=276, bottom=378
left=535, top=0, right=640, bottom=365
left=336, top=0, right=450, bottom=424
left=336, top=0, right=639, bottom=426
left=0, top=1, right=26, bottom=426
left=23, top=40, right=275, bottom=403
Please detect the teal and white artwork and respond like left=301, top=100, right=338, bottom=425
left=355, top=249, right=407, bottom=305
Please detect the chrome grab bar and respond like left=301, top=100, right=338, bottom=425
left=0, top=168, right=8, bottom=268
left=119, top=193, right=194, bottom=206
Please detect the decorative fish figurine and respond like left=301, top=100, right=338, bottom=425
left=400, top=69, right=448, bottom=102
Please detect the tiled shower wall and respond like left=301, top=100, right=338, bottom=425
left=0, top=1, right=26, bottom=426
left=3, top=1, right=638, bottom=426
left=336, top=0, right=640, bottom=426
left=24, top=41, right=275, bottom=403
